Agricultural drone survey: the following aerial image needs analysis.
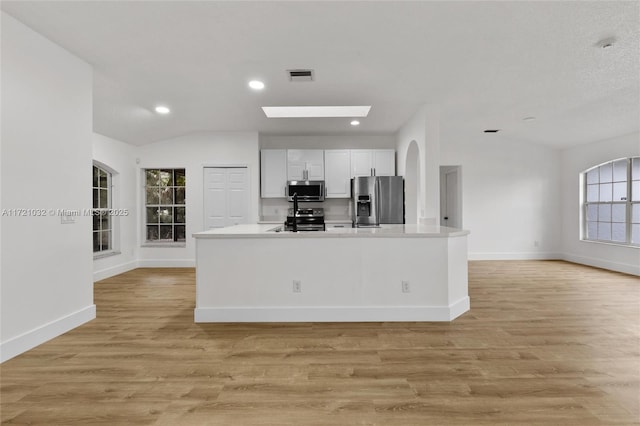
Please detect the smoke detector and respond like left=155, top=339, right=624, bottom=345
left=287, top=69, right=314, bottom=82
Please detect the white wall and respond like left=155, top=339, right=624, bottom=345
left=440, top=135, right=562, bottom=260
left=560, top=132, right=640, bottom=275
left=92, top=133, right=139, bottom=281
left=136, top=132, right=260, bottom=266
left=396, top=104, right=440, bottom=225
left=1, top=13, right=95, bottom=362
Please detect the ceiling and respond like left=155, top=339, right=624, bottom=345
left=1, top=1, right=638, bottom=148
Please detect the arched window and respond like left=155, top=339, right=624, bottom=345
left=583, top=157, right=640, bottom=246
left=93, top=164, right=112, bottom=253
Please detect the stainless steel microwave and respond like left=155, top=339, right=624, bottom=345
left=286, top=180, right=325, bottom=202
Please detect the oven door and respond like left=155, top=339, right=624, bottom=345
left=286, top=181, right=325, bottom=201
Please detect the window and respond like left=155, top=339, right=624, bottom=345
left=93, top=165, right=112, bottom=253
left=145, top=168, right=186, bottom=243
left=583, top=157, right=640, bottom=246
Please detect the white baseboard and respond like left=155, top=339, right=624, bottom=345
left=1, top=305, right=96, bottom=363
left=137, top=259, right=195, bottom=268
left=195, top=298, right=470, bottom=323
left=562, top=253, right=640, bottom=276
left=468, top=252, right=561, bottom=261
left=93, top=260, right=138, bottom=282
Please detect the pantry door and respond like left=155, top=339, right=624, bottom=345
left=203, top=167, right=249, bottom=229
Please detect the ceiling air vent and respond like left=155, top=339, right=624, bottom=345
left=287, top=69, right=314, bottom=82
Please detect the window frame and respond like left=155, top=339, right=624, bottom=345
left=582, top=157, right=639, bottom=248
left=142, top=168, right=187, bottom=247
left=92, top=164, right=114, bottom=256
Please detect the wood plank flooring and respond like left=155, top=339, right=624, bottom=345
left=1, top=261, right=639, bottom=425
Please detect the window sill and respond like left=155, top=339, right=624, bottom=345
left=141, top=242, right=186, bottom=248
left=93, top=250, right=121, bottom=260
left=580, top=239, right=640, bottom=249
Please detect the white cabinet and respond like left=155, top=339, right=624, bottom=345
left=287, top=149, right=324, bottom=180
left=350, top=149, right=395, bottom=177
left=324, top=150, right=351, bottom=198
left=260, top=149, right=287, bottom=198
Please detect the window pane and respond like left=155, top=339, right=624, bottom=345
left=632, top=158, right=640, bottom=180
left=633, top=181, right=640, bottom=202
left=158, top=207, right=173, bottom=223
left=159, top=225, right=173, bottom=240
left=93, top=166, right=99, bottom=187
left=599, top=163, right=613, bottom=183
left=159, top=187, right=173, bottom=204
left=586, top=222, right=598, bottom=239
left=99, top=169, right=108, bottom=188
left=146, top=187, right=160, bottom=204
left=597, top=222, right=611, bottom=240
left=146, top=207, right=159, bottom=224
left=146, top=225, right=159, bottom=241
left=612, top=204, right=626, bottom=222
left=586, top=205, right=598, bottom=221
left=99, top=189, right=108, bottom=209
left=159, top=169, right=173, bottom=186
left=611, top=223, right=626, bottom=242
left=100, top=230, right=110, bottom=251
left=93, top=232, right=100, bottom=252
left=633, top=204, right=640, bottom=224
left=99, top=211, right=109, bottom=231
left=175, top=207, right=185, bottom=223
left=612, top=160, right=627, bottom=182
left=632, top=224, right=640, bottom=244
left=93, top=189, right=99, bottom=208
left=175, top=187, right=186, bottom=204
left=175, top=169, right=186, bottom=186
left=599, top=183, right=612, bottom=202
left=93, top=213, right=100, bottom=231
left=612, top=182, right=627, bottom=201
left=146, top=169, right=159, bottom=186
left=597, top=204, right=611, bottom=222
left=175, top=225, right=186, bottom=242
left=587, top=184, right=599, bottom=202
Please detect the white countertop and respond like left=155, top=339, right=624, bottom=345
left=193, top=223, right=470, bottom=239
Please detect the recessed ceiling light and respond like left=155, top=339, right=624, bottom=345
left=262, top=106, right=371, bottom=118
left=523, top=116, right=536, bottom=121
left=350, top=120, right=360, bottom=126
left=155, top=106, right=170, bottom=114
left=483, top=129, right=500, bottom=133
left=249, top=80, right=265, bottom=90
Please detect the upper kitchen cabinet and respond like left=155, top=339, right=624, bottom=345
left=287, top=149, right=324, bottom=180
left=351, top=149, right=396, bottom=177
left=260, top=149, right=287, bottom=198
left=324, top=150, right=351, bottom=198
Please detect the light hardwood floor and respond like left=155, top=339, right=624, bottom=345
left=1, top=261, right=639, bottom=425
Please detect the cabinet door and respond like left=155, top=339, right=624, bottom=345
left=260, top=149, right=287, bottom=198
left=287, top=149, right=324, bottom=180
left=351, top=150, right=373, bottom=177
left=325, top=150, right=351, bottom=198
left=373, top=150, right=395, bottom=176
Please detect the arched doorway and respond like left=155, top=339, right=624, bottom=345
left=405, top=141, right=420, bottom=224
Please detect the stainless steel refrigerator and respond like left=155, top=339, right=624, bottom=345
left=352, top=176, right=404, bottom=227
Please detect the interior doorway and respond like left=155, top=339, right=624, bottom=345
left=439, top=165, right=462, bottom=228
left=203, top=167, right=250, bottom=229
left=405, top=141, right=420, bottom=224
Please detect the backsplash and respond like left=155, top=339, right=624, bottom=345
left=260, top=198, right=352, bottom=221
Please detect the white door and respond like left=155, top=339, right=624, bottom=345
left=204, top=167, right=249, bottom=229
left=440, top=167, right=461, bottom=228
left=351, top=150, right=373, bottom=177
left=324, top=150, right=351, bottom=198
left=373, top=150, right=396, bottom=176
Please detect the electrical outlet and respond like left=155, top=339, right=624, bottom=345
left=293, top=280, right=302, bottom=293
left=401, top=281, right=410, bottom=293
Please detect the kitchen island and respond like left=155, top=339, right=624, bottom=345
left=193, top=224, right=470, bottom=322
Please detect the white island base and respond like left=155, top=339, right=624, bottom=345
left=193, top=224, right=470, bottom=322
